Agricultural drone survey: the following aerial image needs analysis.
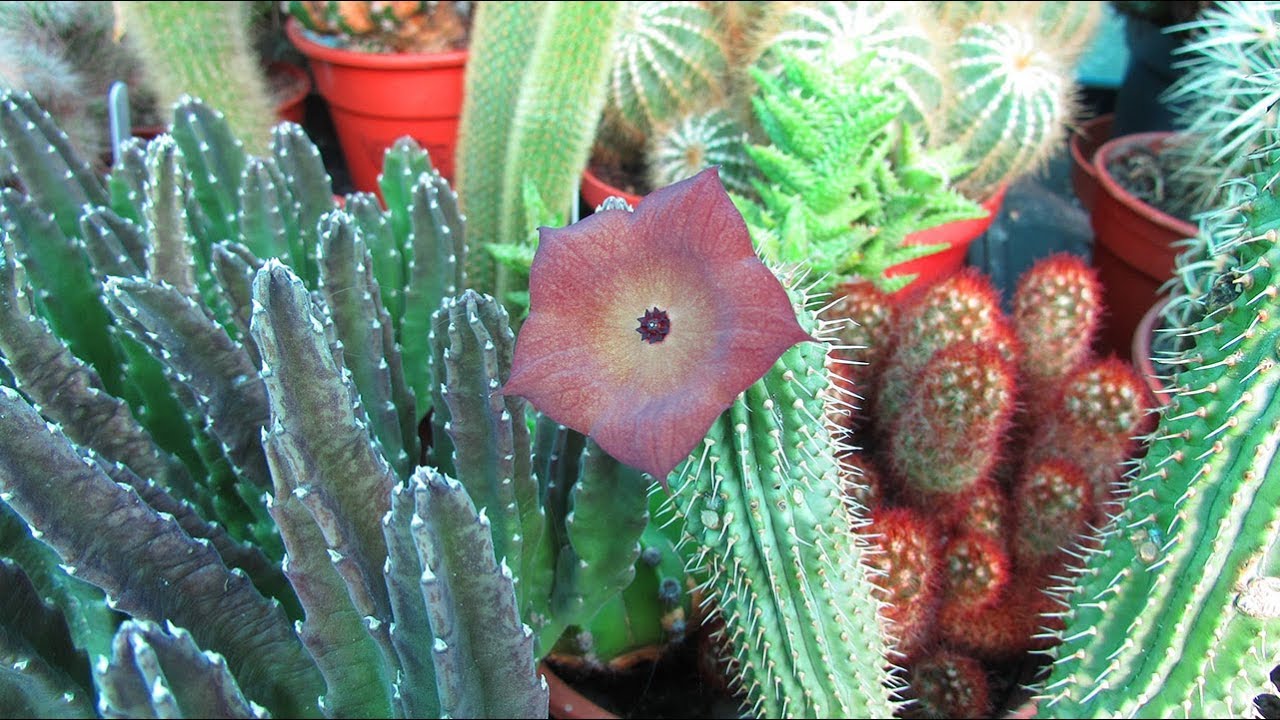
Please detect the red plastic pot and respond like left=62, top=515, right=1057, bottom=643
left=885, top=183, right=1007, bottom=298
left=1069, top=113, right=1114, bottom=214
left=581, top=167, right=1006, bottom=298
left=582, top=166, right=641, bottom=209
left=1089, top=132, right=1197, bottom=361
left=285, top=17, right=467, bottom=193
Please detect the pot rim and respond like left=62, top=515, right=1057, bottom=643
left=1131, top=295, right=1175, bottom=409
left=1092, top=131, right=1198, bottom=239
left=285, top=16, right=467, bottom=70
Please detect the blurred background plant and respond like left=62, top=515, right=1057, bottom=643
left=284, top=0, right=473, bottom=53
left=0, top=1, right=158, bottom=169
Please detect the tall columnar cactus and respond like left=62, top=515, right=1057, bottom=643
left=937, top=18, right=1076, bottom=200
left=1035, top=146, right=1280, bottom=718
left=456, top=1, right=622, bottom=311
left=654, top=274, right=900, bottom=718
left=116, top=1, right=276, bottom=155
left=0, top=91, right=672, bottom=718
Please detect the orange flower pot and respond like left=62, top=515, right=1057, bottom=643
left=285, top=17, right=467, bottom=193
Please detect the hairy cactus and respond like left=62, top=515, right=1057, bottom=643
left=885, top=341, right=1017, bottom=501
left=1035, top=143, right=1280, bottom=718
left=904, top=649, right=991, bottom=719
left=285, top=0, right=472, bottom=53
left=116, top=1, right=277, bottom=155
left=863, top=506, right=944, bottom=662
left=456, top=1, right=622, bottom=312
left=1011, top=252, right=1104, bottom=417
left=874, top=268, right=1019, bottom=432
left=0, top=1, right=156, bottom=168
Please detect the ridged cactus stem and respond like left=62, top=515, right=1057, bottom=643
left=1036, top=158, right=1280, bottom=717
left=658, top=278, right=898, bottom=718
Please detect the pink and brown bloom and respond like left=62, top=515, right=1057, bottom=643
left=502, top=168, right=812, bottom=482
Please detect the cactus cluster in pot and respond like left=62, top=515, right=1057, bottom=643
left=593, top=0, right=1099, bottom=206
left=822, top=256, right=1156, bottom=717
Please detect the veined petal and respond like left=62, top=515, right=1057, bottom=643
left=503, top=167, right=812, bottom=481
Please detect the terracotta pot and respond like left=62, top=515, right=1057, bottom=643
left=1131, top=295, right=1174, bottom=409
left=581, top=167, right=1006, bottom=298
left=285, top=17, right=467, bottom=193
left=1089, top=132, right=1197, bottom=361
left=1069, top=113, right=1114, bottom=214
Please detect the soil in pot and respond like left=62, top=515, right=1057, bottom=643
left=543, top=630, right=744, bottom=720
left=1102, top=136, right=1195, bottom=226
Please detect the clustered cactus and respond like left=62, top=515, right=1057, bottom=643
left=284, top=0, right=473, bottom=53
left=0, top=89, right=690, bottom=718
left=823, top=256, right=1154, bottom=717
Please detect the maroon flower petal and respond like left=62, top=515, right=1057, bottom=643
left=503, top=167, right=812, bottom=480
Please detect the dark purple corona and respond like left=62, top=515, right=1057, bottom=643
left=636, top=307, right=671, bottom=343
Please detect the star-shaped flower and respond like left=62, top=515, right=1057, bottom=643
left=502, top=167, right=813, bottom=482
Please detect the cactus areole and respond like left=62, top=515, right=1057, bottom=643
left=502, top=167, right=812, bottom=482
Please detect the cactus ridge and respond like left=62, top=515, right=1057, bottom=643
left=1036, top=153, right=1280, bottom=717
left=603, top=1, right=730, bottom=148
left=941, top=20, right=1073, bottom=199
left=646, top=105, right=757, bottom=197
left=656, top=269, right=900, bottom=718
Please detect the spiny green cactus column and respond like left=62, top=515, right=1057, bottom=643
left=1036, top=155, right=1280, bottom=717
left=656, top=274, right=898, bottom=718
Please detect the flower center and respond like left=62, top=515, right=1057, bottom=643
left=636, top=307, right=671, bottom=344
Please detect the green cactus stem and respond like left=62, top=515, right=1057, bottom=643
left=456, top=1, right=622, bottom=308
left=657, top=273, right=900, bottom=718
left=1035, top=151, right=1280, bottom=717
left=116, top=1, right=276, bottom=155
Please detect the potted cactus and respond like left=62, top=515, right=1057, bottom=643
left=585, top=1, right=1100, bottom=298
left=283, top=1, right=472, bottom=190
left=1086, top=0, right=1280, bottom=359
